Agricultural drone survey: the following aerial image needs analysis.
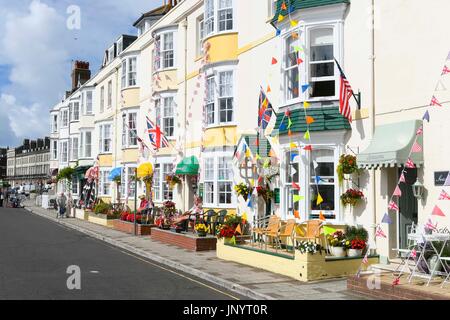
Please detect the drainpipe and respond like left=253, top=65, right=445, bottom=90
left=182, top=17, right=188, bottom=212
left=369, top=0, right=377, bottom=254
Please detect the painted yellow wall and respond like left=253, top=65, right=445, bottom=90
left=206, top=33, right=238, bottom=63
left=122, top=149, right=139, bottom=163
left=98, top=155, right=113, bottom=167
left=153, top=70, right=178, bottom=92
left=203, top=126, right=238, bottom=148
left=122, top=88, right=140, bottom=108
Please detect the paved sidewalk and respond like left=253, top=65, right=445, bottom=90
left=23, top=202, right=368, bottom=300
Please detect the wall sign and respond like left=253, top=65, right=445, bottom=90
left=434, top=171, right=449, bottom=186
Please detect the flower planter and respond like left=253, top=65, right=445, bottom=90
left=330, top=246, right=347, bottom=257
left=197, top=231, right=207, bottom=237
left=348, top=249, right=363, bottom=257
left=88, top=212, right=116, bottom=227
left=112, top=220, right=155, bottom=236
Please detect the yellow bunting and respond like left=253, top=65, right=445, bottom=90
left=278, top=14, right=285, bottom=23
left=303, top=101, right=310, bottom=108
left=290, top=142, right=298, bottom=149
left=293, top=195, right=304, bottom=203
left=269, top=148, right=276, bottom=157
left=242, top=212, right=248, bottom=221
left=290, top=20, right=298, bottom=27
left=255, top=153, right=261, bottom=161
left=316, top=193, right=324, bottom=206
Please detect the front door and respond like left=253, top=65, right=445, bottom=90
left=398, top=167, right=418, bottom=249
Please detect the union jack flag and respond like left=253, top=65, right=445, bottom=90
left=439, top=189, right=450, bottom=200
left=442, top=65, right=450, bottom=75
left=376, top=226, right=387, bottom=238
left=388, top=200, right=399, bottom=211
left=411, top=141, right=422, bottom=153
left=392, top=277, right=400, bottom=286
left=405, top=158, right=415, bottom=169
left=425, top=218, right=438, bottom=232
left=416, top=126, right=423, bottom=136
left=258, top=88, right=274, bottom=130
left=411, top=249, right=417, bottom=259
left=399, top=172, right=406, bottom=183
left=430, top=96, right=442, bottom=107
left=146, top=116, right=169, bottom=150
left=362, top=251, right=369, bottom=264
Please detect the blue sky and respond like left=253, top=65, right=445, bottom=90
left=0, top=0, right=160, bottom=148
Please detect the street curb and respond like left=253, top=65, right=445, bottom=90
left=24, top=206, right=274, bottom=301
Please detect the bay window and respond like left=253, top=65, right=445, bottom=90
left=284, top=34, right=300, bottom=101
left=100, top=86, right=105, bottom=113
left=52, top=114, right=58, bottom=132
left=204, top=0, right=234, bottom=37
left=60, top=141, right=68, bottom=163
left=121, top=57, right=137, bottom=88
left=52, top=140, right=58, bottom=160
left=79, top=131, right=92, bottom=158
left=99, top=123, right=112, bottom=153
left=86, top=91, right=93, bottom=114
left=205, top=70, right=234, bottom=126
left=152, top=160, right=174, bottom=202
left=197, top=17, right=205, bottom=56
left=107, top=80, right=112, bottom=108
left=203, top=155, right=234, bottom=207
left=309, top=28, right=335, bottom=98
left=70, top=136, right=79, bottom=161
left=61, top=109, right=68, bottom=127
left=155, top=95, right=176, bottom=138
left=72, top=102, right=80, bottom=121
left=99, top=169, right=111, bottom=196
left=122, top=111, right=138, bottom=147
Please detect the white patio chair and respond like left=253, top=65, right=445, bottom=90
left=392, top=222, right=420, bottom=276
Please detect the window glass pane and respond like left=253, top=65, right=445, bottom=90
left=218, top=182, right=232, bottom=204
left=310, top=81, right=335, bottom=97
left=85, top=132, right=92, bottom=157
left=310, top=185, right=335, bottom=211
left=205, top=182, right=214, bottom=204
left=219, top=98, right=233, bottom=123
left=153, top=164, right=161, bottom=201
left=204, top=158, right=214, bottom=180
left=310, top=62, right=334, bottom=77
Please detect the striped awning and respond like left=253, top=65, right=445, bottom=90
left=357, top=120, right=424, bottom=169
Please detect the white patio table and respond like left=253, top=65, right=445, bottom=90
left=407, top=232, right=450, bottom=286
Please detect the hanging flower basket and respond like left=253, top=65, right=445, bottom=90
left=337, top=154, right=359, bottom=183
left=234, top=183, right=253, bottom=201
left=340, top=189, right=365, bottom=207
left=256, top=185, right=274, bottom=203
left=166, top=174, right=182, bottom=188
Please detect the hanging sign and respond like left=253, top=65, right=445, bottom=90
left=434, top=171, right=449, bottom=186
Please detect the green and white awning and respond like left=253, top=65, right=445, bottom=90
left=357, top=120, right=424, bottom=169
left=175, top=156, right=199, bottom=175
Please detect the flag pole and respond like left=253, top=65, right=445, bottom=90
left=334, top=58, right=361, bottom=108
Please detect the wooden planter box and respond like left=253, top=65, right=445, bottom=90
left=75, top=208, right=89, bottom=220
left=88, top=212, right=116, bottom=228
left=112, top=219, right=156, bottom=236
left=151, top=228, right=217, bottom=251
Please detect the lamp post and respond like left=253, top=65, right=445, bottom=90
left=134, top=167, right=138, bottom=236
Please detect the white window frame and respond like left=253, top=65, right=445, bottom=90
left=204, top=0, right=235, bottom=38
left=267, top=0, right=277, bottom=18
left=99, top=168, right=111, bottom=196
left=70, top=136, right=79, bottom=161
left=107, top=80, right=112, bottom=108
left=85, top=91, right=93, bottom=115
left=117, top=38, right=123, bottom=55
left=52, top=114, right=58, bottom=133
left=120, top=165, right=137, bottom=200
left=60, top=140, right=69, bottom=164
left=204, top=67, right=235, bottom=127
left=100, top=86, right=105, bottom=113
left=152, top=158, right=175, bottom=203
left=108, top=45, right=115, bottom=63
left=99, top=123, right=112, bottom=154
left=51, top=140, right=58, bottom=160
left=122, top=110, right=138, bottom=148
left=121, top=56, right=138, bottom=88
left=202, top=152, right=235, bottom=208
left=197, top=16, right=205, bottom=56
left=61, top=109, right=69, bottom=128
left=155, top=31, right=176, bottom=71
left=79, top=130, right=93, bottom=159
left=155, top=93, right=177, bottom=139
left=71, top=102, right=80, bottom=121
left=280, top=22, right=342, bottom=106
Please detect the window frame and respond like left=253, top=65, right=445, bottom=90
left=85, top=91, right=93, bottom=115
left=204, top=67, right=235, bottom=127
left=61, top=109, right=69, bottom=128
left=98, top=122, right=112, bottom=154
left=122, top=110, right=138, bottom=148
left=99, top=168, right=111, bottom=196
left=154, top=31, right=176, bottom=72
left=52, top=114, right=58, bottom=132
left=202, top=153, right=235, bottom=208
left=107, top=80, right=112, bottom=109
left=51, top=140, right=58, bottom=160
left=204, top=0, right=235, bottom=38
left=79, top=130, right=93, bottom=159
left=121, top=56, right=138, bottom=89
left=100, top=86, right=105, bottom=113
left=197, top=16, right=205, bottom=56
left=155, top=92, right=177, bottom=139
left=152, top=158, right=175, bottom=203
left=70, top=136, right=79, bottom=161
left=60, top=140, right=69, bottom=164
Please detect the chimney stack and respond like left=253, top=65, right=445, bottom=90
left=71, top=60, right=91, bottom=92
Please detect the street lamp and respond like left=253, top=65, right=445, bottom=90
left=413, top=179, right=424, bottom=200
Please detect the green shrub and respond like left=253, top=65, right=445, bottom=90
left=94, top=202, right=112, bottom=215
left=345, top=225, right=369, bottom=242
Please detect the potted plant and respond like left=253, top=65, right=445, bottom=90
left=327, top=231, right=348, bottom=257
left=160, top=200, right=176, bottom=229
left=195, top=224, right=209, bottom=237
left=337, top=154, right=359, bottom=183
left=234, top=183, right=253, bottom=201
left=256, top=185, right=275, bottom=203
left=166, top=174, right=182, bottom=188
left=297, top=241, right=322, bottom=255
left=341, top=189, right=365, bottom=207
left=348, top=239, right=366, bottom=257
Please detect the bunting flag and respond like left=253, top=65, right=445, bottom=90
left=399, top=172, right=406, bottom=183
left=405, top=158, right=415, bottom=169
left=276, top=28, right=281, bottom=36
left=290, top=20, right=298, bottom=27
left=290, top=152, right=299, bottom=161
left=293, top=195, right=304, bottom=203
left=271, top=57, right=278, bottom=65
left=294, top=45, right=302, bottom=52
left=290, top=142, right=298, bottom=149
left=442, top=65, right=450, bottom=75
left=423, top=110, right=430, bottom=122
left=287, top=117, right=293, bottom=129
left=303, top=130, right=311, bottom=140
left=432, top=205, right=446, bottom=217
left=291, top=32, right=299, bottom=39
left=281, top=1, right=287, bottom=10
left=230, top=236, right=236, bottom=245
left=267, top=85, right=271, bottom=93
left=375, top=226, right=387, bottom=238
left=382, top=213, right=393, bottom=224
left=306, top=116, right=315, bottom=125
left=242, top=212, right=248, bottom=222
left=393, top=185, right=402, bottom=197
left=315, top=176, right=322, bottom=184
left=444, top=173, right=450, bottom=186
left=316, top=193, right=324, bottom=205
left=302, top=84, right=310, bottom=93
left=294, top=210, right=300, bottom=218
left=292, top=181, right=300, bottom=190
left=323, top=226, right=336, bottom=235
left=430, top=96, right=442, bottom=107
left=411, top=249, right=417, bottom=259
left=304, top=145, right=313, bottom=151
left=303, top=101, right=310, bottom=108
left=235, top=224, right=242, bottom=235
left=388, top=200, right=399, bottom=211
left=416, top=126, right=423, bottom=136
left=362, top=251, right=369, bottom=265
left=258, top=88, right=274, bottom=129
left=277, top=14, right=285, bottom=23
left=439, top=189, right=450, bottom=200
left=425, top=218, right=438, bottom=231
left=319, top=211, right=326, bottom=221
left=392, top=277, right=400, bottom=286
left=411, top=141, right=422, bottom=153
left=297, top=58, right=304, bottom=65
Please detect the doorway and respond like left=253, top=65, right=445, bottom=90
left=398, top=167, right=418, bottom=249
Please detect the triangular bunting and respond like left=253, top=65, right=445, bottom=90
left=382, top=213, right=393, bottom=224
left=235, top=224, right=242, bottom=235
left=316, top=193, right=324, bottom=205
left=303, top=101, right=310, bottom=108
left=323, top=226, right=336, bottom=236
left=430, top=96, right=442, bottom=107
left=294, top=210, right=300, bottom=218
left=302, top=84, right=310, bottom=93
left=297, top=58, right=303, bottom=65
left=432, top=205, right=446, bottom=217
left=306, top=116, right=315, bottom=125
left=399, top=172, right=406, bottom=183
left=411, top=141, right=422, bottom=153
left=290, top=152, right=299, bottom=161
left=303, top=130, right=310, bottom=140
left=290, top=20, right=298, bottom=27
left=304, top=145, right=312, bottom=151
left=271, top=57, right=278, bottom=65
left=292, top=182, right=301, bottom=190
left=423, top=110, right=430, bottom=122
left=319, top=211, right=326, bottom=221
left=277, top=14, right=285, bottom=23
left=393, top=185, right=402, bottom=197
left=444, top=173, right=450, bottom=186
left=439, top=189, right=450, bottom=200
left=293, top=195, right=304, bottom=203
left=281, top=1, right=287, bottom=10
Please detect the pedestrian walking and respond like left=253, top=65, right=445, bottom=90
left=57, top=192, right=67, bottom=218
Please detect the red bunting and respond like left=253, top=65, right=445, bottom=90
left=304, top=145, right=312, bottom=151
left=271, top=57, right=278, bottom=65
left=432, top=205, right=446, bottom=217
left=292, top=182, right=301, bottom=190
left=297, top=58, right=304, bottom=65
left=281, top=1, right=287, bottom=10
